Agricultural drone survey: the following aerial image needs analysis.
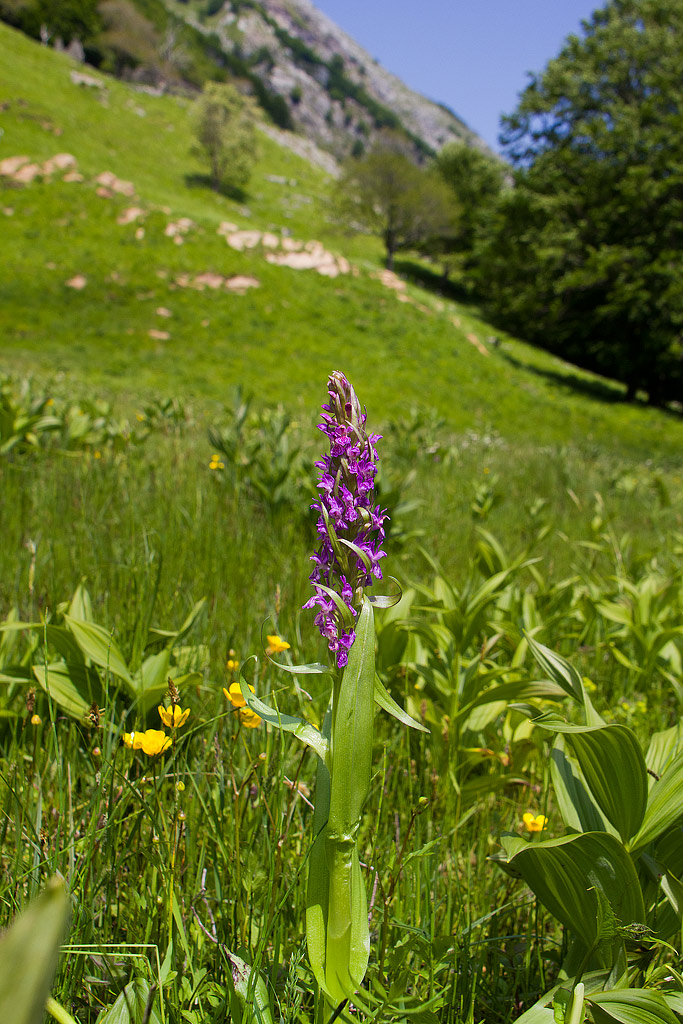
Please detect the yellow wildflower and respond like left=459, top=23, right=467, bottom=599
left=226, top=658, right=239, bottom=672
left=209, top=453, right=225, bottom=470
left=223, top=681, right=252, bottom=708
left=523, top=812, right=548, bottom=833
left=223, top=682, right=261, bottom=727
left=239, top=707, right=261, bottom=728
left=31, top=713, right=42, bottom=726
left=158, top=704, right=190, bottom=729
left=266, top=634, right=290, bottom=655
left=123, top=729, right=171, bottom=755
left=122, top=731, right=144, bottom=749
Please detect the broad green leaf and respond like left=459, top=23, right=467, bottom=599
left=68, top=582, right=92, bottom=622
left=588, top=989, right=680, bottom=1024
left=33, top=662, right=102, bottom=718
left=0, top=877, right=70, bottom=1024
left=501, top=831, right=645, bottom=964
left=550, top=742, right=615, bottom=835
left=224, top=950, right=274, bottom=1024
left=457, top=679, right=567, bottom=721
left=96, top=978, right=162, bottom=1024
left=266, top=658, right=333, bottom=676
left=645, top=724, right=683, bottom=785
left=135, top=648, right=172, bottom=710
left=630, top=750, right=683, bottom=853
left=373, top=674, right=428, bottom=732
left=238, top=674, right=328, bottom=762
left=64, top=616, right=134, bottom=689
left=565, top=726, right=648, bottom=842
left=527, top=636, right=585, bottom=704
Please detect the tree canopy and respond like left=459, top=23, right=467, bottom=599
left=477, top=0, right=683, bottom=404
left=191, top=82, right=258, bottom=193
left=336, top=138, right=457, bottom=270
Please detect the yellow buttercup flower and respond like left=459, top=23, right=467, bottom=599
left=239, top=707, right=261, bottom=728
left=266, top=634, right=290, bottom=655
left=209, top=453, right=225, bottom=470
left=523, top=812, right=548, bottom=833
left=158, top=704, right=190, bottom=728
left=123, top=729, right=171, bottom=755
left=31, top=713, right=42, bottom=726
left=223, top=681, right=252, bottom=708
left=122, top=731, right=144, bottom=749
left=226, top=658, right=239, bottom=672
left=223, top=682, right=261, bottom=727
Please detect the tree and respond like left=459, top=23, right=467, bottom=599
left=435, top=141, right=505, bottom=267
left=191, top=82, right=258, bottom=193
left=477, top=0, right=683, bottom=404
left=337, top=138, right=457, bottom=270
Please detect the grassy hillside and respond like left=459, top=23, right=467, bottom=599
left=2, top=22, right=683, bottom=464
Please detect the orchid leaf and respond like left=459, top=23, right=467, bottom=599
left=238, top=672, right=328, bottom=762
left=374, top=674, right=428, bottom=732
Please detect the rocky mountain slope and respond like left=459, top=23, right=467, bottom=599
left=176, top=0, right=487, bottom=162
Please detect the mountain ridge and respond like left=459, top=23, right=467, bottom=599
left=167, top=0, right=489, bottom=163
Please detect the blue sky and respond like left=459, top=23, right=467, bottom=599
left=313, top=1, right=601, bottom=151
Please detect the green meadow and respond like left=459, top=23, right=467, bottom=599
left=2, top=20, right=683, bottom=1024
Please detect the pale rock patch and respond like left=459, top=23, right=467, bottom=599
left=95, top=171, right=135, bottom=197
left=63, top=171, right=84, bottom=183
left=42, top=153, right=77, bottom=175
left=148, top=329, right=170, bottom=341
left=225, top=275, right=260, bottom=293
left=0, top=156, right=30, bottom=176
left=65, top=275, right=87, bottom=290
left=156, top=307, right=172, bottom=318
left=13, top=163, right=42, bottom=184
left=226, top=229, right=262, bottom=250
left=117, top=206, right=145, bottom=225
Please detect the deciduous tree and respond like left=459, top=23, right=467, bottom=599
left=477, top=0, right=683, bottom=404
left=191, top=82, right=258, bottom=193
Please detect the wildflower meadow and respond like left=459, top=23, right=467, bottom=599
left=1, top=362, right=683, bottom=1024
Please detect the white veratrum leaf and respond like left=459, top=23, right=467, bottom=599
left=63, top=616, right=134, bottom=689
left=527, top=636, right=596, bottom=712
left=500, top=831, right=645, bottom=966
left=587, top=988, right=680, bottom=1024
left=238, top=674, right=328, bottom=762
left=224, top=950, right=274, bottom=1024
left=95, top=978, right=163, bottom=1024
left=0, top=877, right=70, bottom=1024
left=630, top=749, right=683, bottom=853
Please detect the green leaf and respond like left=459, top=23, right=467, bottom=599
left=238, top=671, right=328, bottom=762
left=500, top=831, right=645, bottom=965
left=224, top=950, right=274, bottom=1024
left=630, top=750, right=683, bottom=853
left=550, top=741, right=615, bottom=835
left=96, top=978, right=162, bottom=1024
left=33, top=662, right=102, bottom=718
left=373, top=674, right=428, bottom=732
left=64, top=616, right=134, bottom=690
left=135, top=648, right=172, bottom=710
left=588, top=989, right=680, bottom=1024
left=527, top=636, right=584, bottom=704
left=0, top=877, right=70, bottom=1024
left=564, top=725, right=648, bottom=842
left=322, top=597, right=375, bottom=1002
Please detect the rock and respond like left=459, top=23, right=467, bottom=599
left=42, top=153, right=77, bottom=175
left=70, top=70, right=105, bottom=90
left=13, top=163, right=42, bottom=183
left=148, top=329, right=170, bottom=340
left=225, top=275, right=260, bottom=292
left=117, top=206, right=145, bottom=225
left=0, top=156, right=29, bottom=176
left=65, top=275, right=87, bottom=290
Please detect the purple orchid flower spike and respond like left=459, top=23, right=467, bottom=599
left=303, top=371, right=388, bottom=667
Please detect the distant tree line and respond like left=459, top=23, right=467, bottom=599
left=339, top=0, right=683, bottom=405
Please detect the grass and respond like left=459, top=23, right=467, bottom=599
left=1, top=20, right=683, bottom=1024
